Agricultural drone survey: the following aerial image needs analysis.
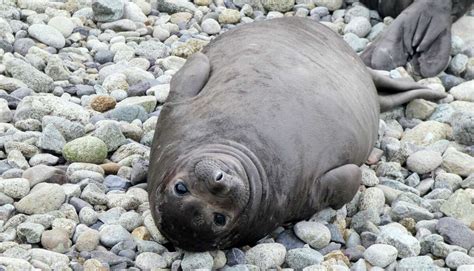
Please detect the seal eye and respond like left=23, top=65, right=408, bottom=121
left=174, top=182, right=188, bottom=195
left=214, top=213, right=226, bottom=226
left=215, top=171, right=223, bottom=181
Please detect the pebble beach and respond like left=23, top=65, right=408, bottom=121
left=0, top=0, right=473, bottom=270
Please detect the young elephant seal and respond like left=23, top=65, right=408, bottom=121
left=148, top=17, right=445, bottom=251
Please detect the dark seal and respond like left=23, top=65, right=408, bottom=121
left=148, top=17, right=445, bottom=251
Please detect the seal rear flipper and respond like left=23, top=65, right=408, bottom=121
left=166, top=52, right=211, bottom=103
left=318, top=164, right=361, bottom=210
left=369, top=68, right=425, bottom=92
left=378, top=88, right=447, bottom=112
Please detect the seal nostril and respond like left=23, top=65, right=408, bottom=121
left=215, top=171, right=223, bottom=181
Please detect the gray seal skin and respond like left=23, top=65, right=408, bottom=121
left=360, top=0, right=473, bottom=77
left=148, top=17, right=445, bottom=251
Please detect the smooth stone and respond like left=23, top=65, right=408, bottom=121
left=406, top=150, right=443, bottom=174
left=440, top=189, right=474, bottom=225
left=436, top=217, right=474, bottom=250
left=135, top=252, right=167, bottom=269
left=245, top=243, right=286, bottom=269
left=442, top=147, right=474, bottom=177
left=63, top=136, right=108, bottom=164
left=92, top=0, right=125, bottom=22
left=41, top=229, right=71, bottom=253
left=181, top=251, right=214, bottom=270
left=4, top=58, right=53, bottom=93
left=294, top=221, right=331, bottom=249
left=16, top=222, right=45, bottom=243
left=15, top=183, right=65, bottom=214
left=48, top=16, right=74, bottom=38
left=285, top=247, right=323, bottom=269
left=28, top=24, right=65, bottom=49
left=99, top=224, right=132, bottom=247
left=376, top=224, right=421, bottom=258
left=363, top=244, right=397, bottom=268
left=0, top=178, right=29, bottom=199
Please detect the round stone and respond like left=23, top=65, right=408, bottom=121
left=285, top=247, right=324, bottom=269
left=90, top=95, right=117, bottom=112
left=406, top=150, right=443, bottom=174
left=201, top=18, right=221, bottom=35
left=135, top=252, right=167, bottom=269
left=359, top=187, right=385, bottom=214
left=344, top=17, right=371, bottom=38
left=245, top=243, right=286, bottom=269
left=63, top=136, right=108, bottom=164
left=48, top=16, right=74, bottom=38
left=28, top=24, right=65, bottom=49
left=294, top=221, right=331, bottom=249
left=363, top=244, right=398, bottom=267
left=15, top=183, right=66, bottom=215
left=99, top=224, right=132, bottom=247
left=41, top=229, right=71, bottom=253
left=17, top=222, right=45, bottom=243
left=218, top=9, right=241, bottom=24
left=76, top=229, right=100, bottom=252
left=181, top=252, right=214, bottom=270
left=261, top=0, right=295, bottom=12
left=446, top=251, right=474, bottom=269
left=313, top=0, right=343, bottom=11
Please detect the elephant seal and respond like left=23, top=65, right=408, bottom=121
left=148, top=17, right=445, bottom=251
left=360, top=0, right=473, bottom=77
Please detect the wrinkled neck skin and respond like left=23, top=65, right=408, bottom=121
left=156, top=140, right=281, bottom=248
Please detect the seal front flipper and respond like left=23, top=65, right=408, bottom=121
left=166, top=52, right=211, bottom=103
left=361, top=0, right=452, bottom=77
left=318, top=164, right=361, bottom=210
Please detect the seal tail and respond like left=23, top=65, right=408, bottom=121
left=368, top=68, right=447, bottom=112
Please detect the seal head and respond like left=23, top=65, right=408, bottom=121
left=154, top=145, right=261, bottom=251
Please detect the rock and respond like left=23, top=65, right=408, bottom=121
left=42, top=116, right=86, bottom=142
left=123, top=1, right=147, bottom=22
left=344, top=5, right=370, bottom=23
left=30, top=248, right=70, bottom=267
left=261, top=0, right=294, bottom=12
left=28, top=24, right=65, bottom=48
left=446, top=251, right=474, bottom=269
left=0, top=257, right=33, bottom=270
left=17, top=222, right=44, bottom=243
left=116, top=96, right=157, bottom=113
left=436, top=217, right=474, bottom=250
left=440, top=189, right=474, bottom=225
left=0, top=99, right=12, bottom=123
left=4, top=58, right=53, bottom=93
left=94, top=50, right=115, bottom=64
left=22, top=165, right=66, bottom=187
left=442, top=147, right=474, bottom=177
left=38, top=124, right=66, bottom=154
left=48, top=16, right=74, bottom=38
left=102, top=105, right=148, bottom=123
left=45, top=55, right=70, bottom=81
left=245, top=243, right=286, bottom=269
left=397, top=256, right=434, bottom=270
left=449, top=54, right=469, bottom=76
left=450, top=80, right=474, bottom=102
left=452, top=112, right=474, bottom=145
left=406, top=150, right=442, bottom=174
left=41, top=229, right=71, bottom=253
left=343, top=32, right=369, bottom=53
left=99, top=224, right=132, bottom=247
left=136, top=40, right=170, bottom=60
left=135, top=252, right=167, bottom=269
left=155, top=0, right=197, bottom=13
left=218, top=9, right=241, bottom=24
left=181, top=252, right=214, bottom=270
left=103, top=73, right=129, bottom=92
left=401, top=121, right=451, bottom=146
left=376, top=224, right=421, bottom=258
left=363, top=244, right=398, bottom=268
left=406, top=99, right=437, bottom=120
left=94, top=121, right=127, bottom=152
left=344, top=17, right=371, bottom=38
left=92, top=0, right=125, bottom=22
left=359, top=187, right=385, bottom=213
left=63, top=136, right=108, bottom=164
left=0, top=178, right=29, bottom=199
left=76, top=229, right=100, bottom=252
left=313, top=0, right=343, bottom=11
left=15, top=95, right=90, bottom=124
left=294, top=221, right=331, bottom=249
left=434, top=172, right=462, bottom=191
left=90, top=95, right=116, bottom=112
left=201, top=18, right=221, bottom=34
left=15, top=183, right=66, bottom=214
left=391, top=201, right=434, bottom=221
left=285, top=247, right=324, bottom=269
